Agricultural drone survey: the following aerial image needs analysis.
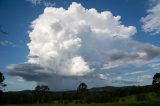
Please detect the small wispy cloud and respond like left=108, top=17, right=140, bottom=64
left=148, top=62, right=160, bottom=69
left=124, top=71, right=147, bottom=76
left=138, top=74, right=153, bottom=83
left=98, top=74, right=108, bottom=80
left=139, top=75, right=152, bottom=79
left=17, top=76, right=25, bottom=82
left=141, top=1, right=160, bottom=35
left=26, top=0, right=55, bottom=7
left=112, top=76, right=141, bottom=85
left=27, top=0, right=41, bottom=5
left=0, top=40, right=16, bottom=47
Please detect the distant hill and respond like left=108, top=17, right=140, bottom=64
left=5, top=85, right=153, bottom=93
left=90, top=85, right=152, bottom=92
left=90, top=86, right=121, bottom=91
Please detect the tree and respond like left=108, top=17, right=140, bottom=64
left=0, top=72, right=6, bottom=92
left=152, top=73, right=160, bottom=93
left=35, top=85, right=49, bottom=92
left=77, top=82, right=88, bottom=103
left=33, top=85, right=50, bottom=103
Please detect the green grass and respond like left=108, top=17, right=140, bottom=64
left=3, top=102, right=160, bottom=106
left=3, top=92, right=160, bottom=106
left=116, top=92, right=160, bottom=103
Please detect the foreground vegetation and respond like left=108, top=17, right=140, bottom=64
left=1, top=92, right=160, bottom=106
left=1, top=72, right=160, bottom=105
left=3, top=101, right=160, bottom=106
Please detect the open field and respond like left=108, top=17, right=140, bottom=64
left=1, top=92, right=160, bottom=106
left=3, top=102, right=160, bottom=106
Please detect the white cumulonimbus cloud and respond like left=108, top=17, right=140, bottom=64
left=8, top=2, right=160, bottom=90
left=27, top=2, right=136, bottom=76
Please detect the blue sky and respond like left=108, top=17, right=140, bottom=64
left=0, top=0, right=160, bottom=91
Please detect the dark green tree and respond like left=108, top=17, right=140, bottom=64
left=33, top=85, right=50, bottom=103
left=152, top=73, right=160, bottom=93
left=77, top=82, right=88, bottom=103
left=0, top=72, right=6, bottom=92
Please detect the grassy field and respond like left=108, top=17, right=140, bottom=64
left=3, top=102, right=160, bottom=106
left=3, top=92, right=160, bottom=106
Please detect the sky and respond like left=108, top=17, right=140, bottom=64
left=0, top=0, right=160, bottom=91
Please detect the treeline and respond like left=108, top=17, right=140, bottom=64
left=86, top=85, right=154, bottom=103
left=0, top=72, right=160, bottom=105
left=0, top=85, right=155, bottom=105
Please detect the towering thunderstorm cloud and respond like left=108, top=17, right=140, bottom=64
left=27, top=2, right=136, bottom=76
left=7, top=2, right=160, bottom=90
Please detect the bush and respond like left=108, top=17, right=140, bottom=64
left=136, top=94, right=149, bottom=101
left=121, top=98, right=126, bottom=102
